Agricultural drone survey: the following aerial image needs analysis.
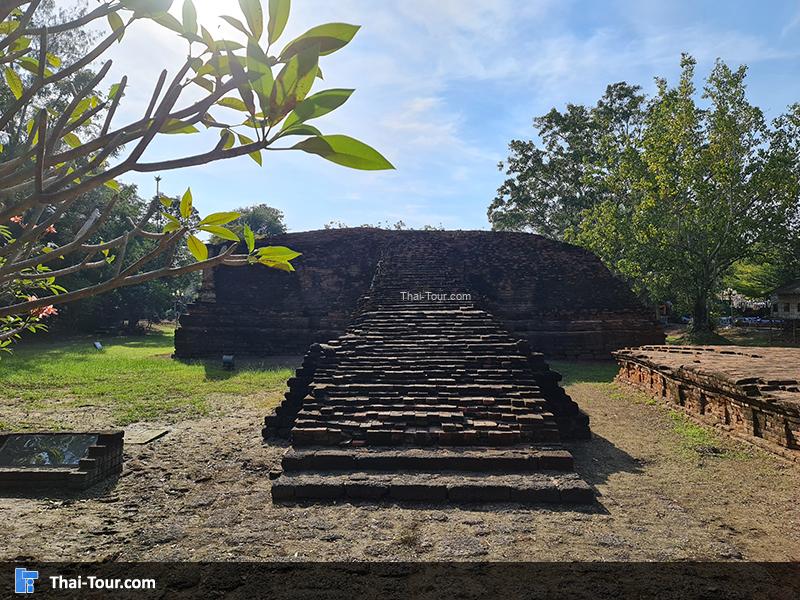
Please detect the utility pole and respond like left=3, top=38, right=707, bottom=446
left=155, top=175, right=162, bottom=199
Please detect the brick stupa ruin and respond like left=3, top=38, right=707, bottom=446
left=175, top=229, right=664, bottom=503
left=175, top=229, right=664, bottom=360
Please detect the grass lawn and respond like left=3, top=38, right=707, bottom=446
left=0, top=330, right=744, bottom=461
left=0, top=327, right=296, bottom=430
left=665, top=324, right=799, bottom=347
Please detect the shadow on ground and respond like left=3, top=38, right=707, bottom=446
left=569, top=433, right=643, bottom=487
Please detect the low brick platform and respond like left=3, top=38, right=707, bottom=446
left=266, top=239, right=594, bottom=504
left=0, top=431, right=124, bottom=494
left=272, top=471, right=593, bottom=504
left=614, top=346, right=800, bottom=458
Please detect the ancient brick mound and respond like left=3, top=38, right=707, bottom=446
left=174, top=229, right=663, bottom=359
left=615, top=345, right=800, bottom=459
left=265, top=239, right=594, bottom=504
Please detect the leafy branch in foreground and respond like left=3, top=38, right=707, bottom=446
left=0, top=0, right=394, bottom=348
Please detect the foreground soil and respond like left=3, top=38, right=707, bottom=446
left=1, top=361, right=798, bottom=562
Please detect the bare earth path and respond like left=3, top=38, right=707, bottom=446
left=2, top=363, right=798, bottom=562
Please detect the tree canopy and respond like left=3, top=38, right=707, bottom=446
left=492, top=55, right=800, bottom=331
left=0, top=0, right=394, bottom=352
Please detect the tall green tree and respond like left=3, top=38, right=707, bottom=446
left=488, top=83, right=645, bottom=238
left=494, top=55, right=799, bottom=333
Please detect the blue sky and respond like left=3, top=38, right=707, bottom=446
left=105, top=0, right=800, bottom=232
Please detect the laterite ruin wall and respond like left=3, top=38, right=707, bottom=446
left=174, top=229, right=663, bottom=359
left=615, top=346, right=800, bottom=458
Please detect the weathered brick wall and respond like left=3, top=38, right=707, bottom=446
left=174, top=229, right=664, bottom=359
left=614, top=346, right=800, bottom=458
left=0, top=431, right=124, bottom=493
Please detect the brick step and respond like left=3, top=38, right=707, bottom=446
left=312, top=367, right=539, bottom=376
left=271, top=471, right=594, bottom=504
left=325, top=358, right=543, bottom=367
left=291, top=426, right=561, bottom=446
left=312, top=375, right=542, bottom=385
left=302, top=402, right=549, bottom=414
left=312, top=383, right=541, bottom=395
left=280, top=447, right=575, bottom=473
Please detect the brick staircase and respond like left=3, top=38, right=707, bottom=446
left=265, top=239, right=593, bottom=503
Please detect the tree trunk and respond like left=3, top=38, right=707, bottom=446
left=690, top=294, right=712, bottom=333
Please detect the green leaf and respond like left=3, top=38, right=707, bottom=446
left=246, top=38, right=272, bottom=75
left=71, top=97, right=93, bottom=119
left=257, top=245, right=301, bottom=261
left=120, top=0, right=174, bottom=15
left=237, top=133, right=255, bottom=145
left=280, top=23, right=359, bottom=60
left=238, top=0, right=263, bottom=40
left=269, top=44, right=319, bottom=124
left=159, top=195, right=173, bottom=207
left=199, top=211, right=240, bottom=226
left=0, top=21, right=19, bottom=35
left=160, top=118, right=199, bottom=134
left=180, top=188, right=193, bottom=218
left=276, top=123, right=321, bottom=138
left=260, top=257, right=295, bottom=271
left=220, top=129, right=235, bottom=149
left=200, top=225, right=240, bottom=241
left=251, top=73, right=274, bottom=113
left=247, top=40, right=274, bottom=111
left=221, top=15, right=250, bottom=37
left=108, top=12, right=125, bottom=41
left=227, top=49, right=256, bottom=116
left=104, top=179, right=121, bottom=192
left=249, top=149, right=263, bottom=165
left=4, top=68, right=23, bottom=100
left=182, top=0, right=197, bottom=34
left=192, top=76, right=214, bottom=92
left=291, top=135, right=394, bottom=170
left=17, top=57, right=40, bottom=75
left=150, top=11, right=184, bottom=35
left=187, top=234, right=208, bottom=261
left=267, top=0, right=290, bottom=44
left=243, top=224, right=256, bottom=253
left=109, top=82, right=125, bottom=100
left=9, top=37, right=30, bottom=55
left=217, top=97, right=249, bottom=111
left=62, top=132, right=81, bottom=148
left=162, top=212, right=181, bottom=232
left=46, top=53, right=61, bottom=67
left=282, top=88, right=353, bottom=130
left=200, top=26, right=216, bottom=51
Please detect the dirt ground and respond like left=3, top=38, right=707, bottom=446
left=1, top=364, right=798, bottom=562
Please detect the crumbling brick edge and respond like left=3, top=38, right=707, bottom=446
left=613, top=357, right=800, bottom=464
left=0, top=430, right=124, bottom=493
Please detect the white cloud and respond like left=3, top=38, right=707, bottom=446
left=56, top=0, right=800, bottom=231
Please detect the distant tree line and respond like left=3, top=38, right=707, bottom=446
left=491, top=55, right=799, bottom=332
left=324, top=220, right=444, bottom=230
